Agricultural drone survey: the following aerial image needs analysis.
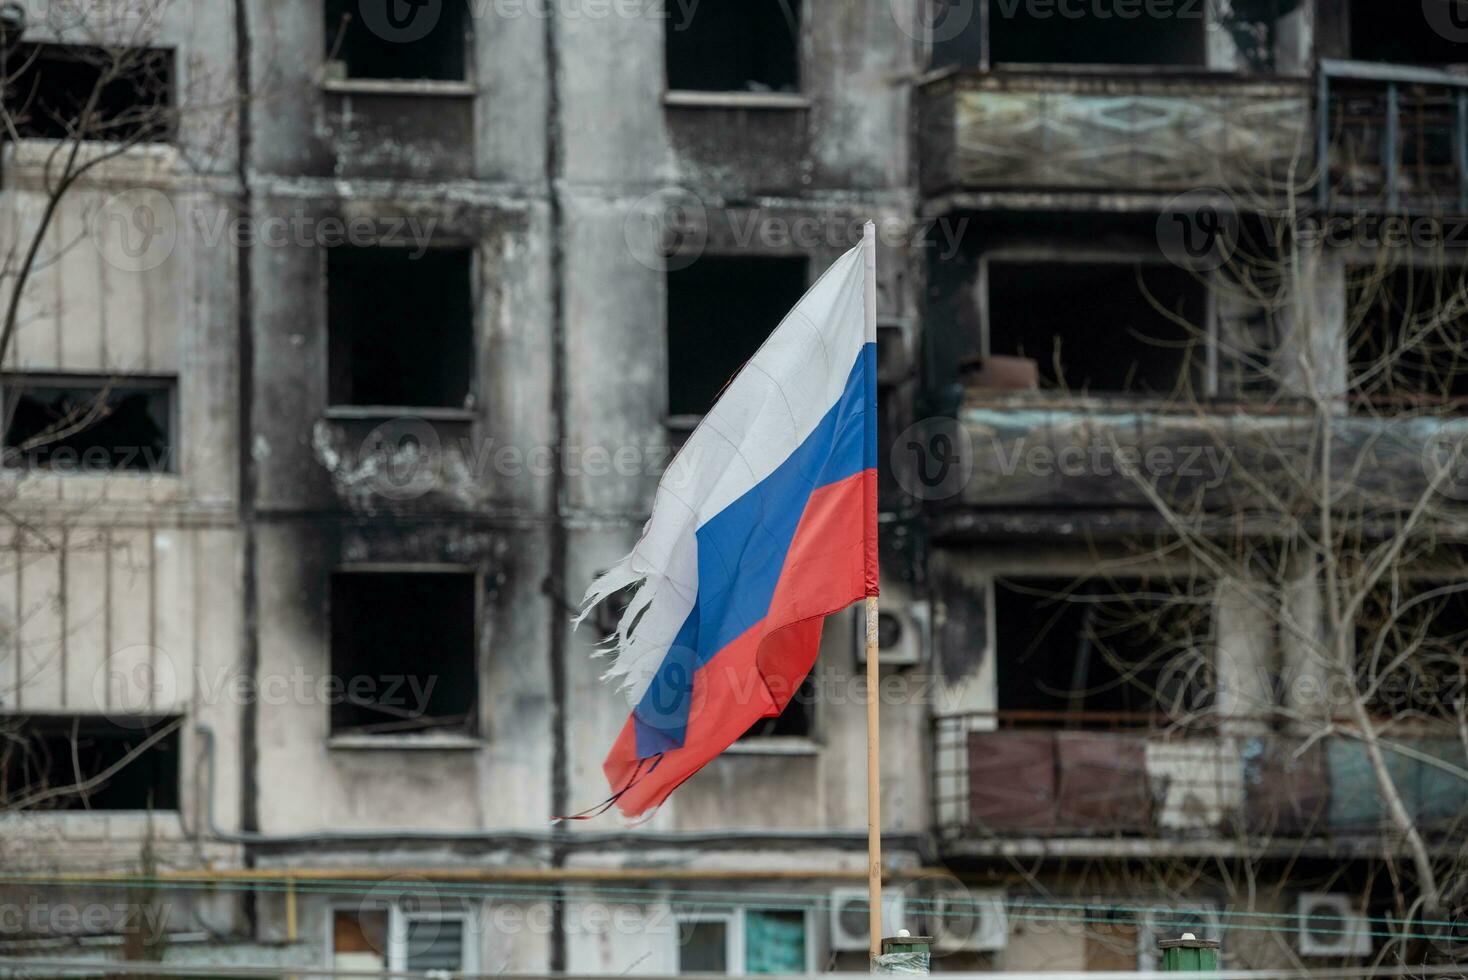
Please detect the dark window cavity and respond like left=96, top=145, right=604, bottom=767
left=986, top=0, right=1207, bottom=66
left=994, top=578, right=1214, bottom=721
left=1347, top=264, right=1468, bottom=411
left=1349, top=1, right=1468, bottom=65
left=5, top=44, right=174, bottom=142
left=666, top=0, right=800, bottom=93
left=327, top=247, right=474, bottom=409
left=325, top=0, right=468, bottom=81
left=0, top=716, right=180, bottom=811
left=3, top=377, right=174, bottom=472
left=666, top=255, right=808, bottom=417
left=329, top=571, right=478, bottom=737
left=986, top=262, right=1204, bottom=396
left=740, top=675, right=816, bottom=739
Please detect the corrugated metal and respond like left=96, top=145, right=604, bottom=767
left=1055, top=733, right=1150, bottom=832
left=968, top=731, right=1057, bottom=830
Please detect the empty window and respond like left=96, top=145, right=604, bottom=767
left=1355, top=586, right=1468, bottom=718
left=666, top=0, right=800, bottom=93
left=329, top=571, right=478, bottom=737
left=666, top=255, right=807, bottom=418
left=327, top=247, right=474, bottom=409
left=994, top=579, right=1214, bottom=721
left=3, top=376, right=173, bottom=472
left=1350, top=2, right=1468, bottom=65
left=1347, top=264, right=1468, bottom=411
left=5, top=44, right=173, bottom=142
left=677, top=917, right=732, bottom=974
left=324, top=0, right=468, bottom=81
left=0, top=716, right=180, bottom=811
left=740, top=675, right=815, bottom=740
left=986, top=262, right=1204, bottom=396
left=987, top=0, right=1206, bottom=66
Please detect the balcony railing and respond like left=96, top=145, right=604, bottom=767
left=918, top=69, right=1311, bottom=200
left=1318, top=59, right=1468, bottom=214
left=934, top=712, right=1468, bottom=843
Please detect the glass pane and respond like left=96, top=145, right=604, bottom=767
left=678, top=920, right=728, bottom=974
left=406, top=917, right=464, bottom=971
left=745, top=910, right=806, bottom=974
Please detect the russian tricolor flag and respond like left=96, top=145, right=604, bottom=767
left=577, top=233, right=879, bottom=819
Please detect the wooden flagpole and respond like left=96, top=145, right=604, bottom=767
left=862, top=221, right=882, bottom=963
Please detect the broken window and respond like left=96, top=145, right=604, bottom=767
left=0, top=716, right=180, bottom=811
left=324, top=0, right=468, bottom=81
left=665, top=0, right=800, bottom=93
left=994, top=578, right=1214, bottom=723
left=740, top=675, right=816, bottom=740
left=666, top=255, right=808, bottom=418
left=2, top=376, right=174, bottom=472
left=1349, top=2, right=1468, bottom=65
left=1347, top=264, right=1468, bottom=411
left=986, top=261, right=1205, bottom=396
left=4, top=44, right=173, bottom=142
left=986, top=0, right=1206, bottom=67
left=1355, top=585, right=1468, bottom=719
left=329, top=571, right=478, bottom=737
left=327, top=247, right=474, bottom=409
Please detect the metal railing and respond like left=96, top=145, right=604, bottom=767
left=1318, top=58, right=1468, bottom=213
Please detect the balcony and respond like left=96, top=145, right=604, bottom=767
left=917, top=69, right=1311, bottom=207
left=934, top=713, right=1468, bottom=856
left=1318, top=60, right=1468, bottom=214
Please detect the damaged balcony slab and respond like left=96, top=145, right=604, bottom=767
left=919, top=69, right=1311, bottom=201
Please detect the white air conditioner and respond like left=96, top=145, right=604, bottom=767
left=854, top=582, right=929, bottom=667
left=829, top=888, right=905, bottom=953
left=922, top=888, right=1007, bottom=954
left=1298, top=893, right=1372, bottom=957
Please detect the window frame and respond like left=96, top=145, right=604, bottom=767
left=327, top=902, right=478, bottom=975
left=968, top=0, right=1215, bottom=72
left=325, top=563, right=484, bottom=745
left=321, top=241, right=480, bottom=415
left=0, top=372, right=180, bottom=475
left=673, top=910, right=744, bottom=975
left=661, top=0, right=806, bottom=103
left=322, top=0, right=476, bottom=87
left=977, top=248, right=1219, bottom=399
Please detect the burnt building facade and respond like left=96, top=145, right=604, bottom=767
left=1, top=0, right=1465, bottom=974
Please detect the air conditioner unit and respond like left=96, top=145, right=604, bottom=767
left=854, top=587, right=929, bottom=668
left=829, top=888, right=904, bottom=953
left=1298, top=893, right=1372, bottom=957
left=921, top=888, right=1007, bottom=954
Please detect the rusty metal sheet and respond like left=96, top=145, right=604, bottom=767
left=968, top=731, right=1057, bottom=831
left=1241, top=737, right=1329, bottom=836
left=1055, top=732, right=1151, bottom=833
